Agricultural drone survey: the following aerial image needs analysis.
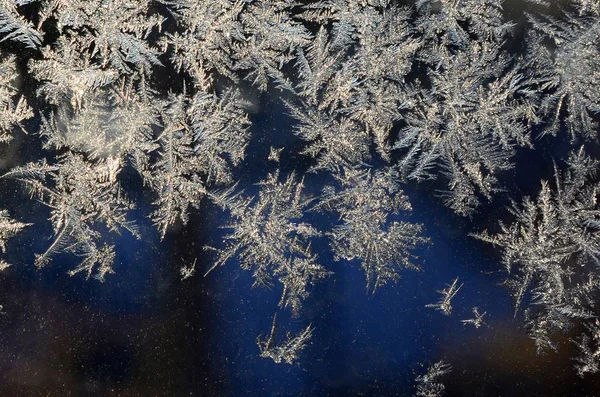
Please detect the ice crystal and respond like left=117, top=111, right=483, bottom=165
left=147, top=89, right=250, bottom=238
left=180, top=258, right=196, bottom=281
left=398, top=41, right=535, bottom=215
left=0, top=54, right=32, bottom=143
left=415, top=360, right=451, bottom=397
left=206, top=172, right=328, bottom=316
left=0, top=209, right=28, bottom=270
left=38, top=0, right=164, bottom=76
left=573, top=319, right=600, bottom=376
left=461, top=307, right=487, bottom=328
left=415, top=0, right=512, bottom=50
left=526, top=10, right=600, bottom=139
left=257, top=313, right=313, bottom=365
left=0, top=0, right=42, bottom=49
left=288, top=4, right=420, bottom=166
left=315, top=166, right=427, bottom=292
left=475, top=148, right=600, bottom=351
left=3, top=154, right=139, bottom=280
left=161, top=0, right=309, bottom=91
left=426, top=277, right=463, bottom=316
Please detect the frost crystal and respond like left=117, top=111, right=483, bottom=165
left=398, top=41, right=534, bottom=215
left=180, top=258, right=196, bottom=281
left=573, top=319, right=600, bottom=376
left=526, top=10, right=600, bottom=139
left=415, top=0, right=512, bottom=50
left=475, top=148, right=600, bottom=351
left=206, top=172, right=328, bottom=316
left=316, top=166, right=427, bottom=292
left=415, top=360, right=451, bottom=397
left=0, top=54, right=32, bottom=143
left=4, top=154, right=139, bottom=281
left=257, top=313, right=313, bottom=365
left=0, top=0, right=42, bottom=49
left=0, top=209, right=28, bottom=270
left=147, top=90, right=250, bottom=238
left=426, top=277, right=463, bottom=316
left=289, top=4, right=420, bottom=165
left=461, top=307, right=487, bottom=328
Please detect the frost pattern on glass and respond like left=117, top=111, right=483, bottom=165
left=475, top=148, right=600, bottom=352
left=414, top=360, right=451, bottom=397
left=206, top=172, right=328, bottom=316
left=4, top=154, right=139, bottom=281
left=0, top=54, right=32, bottom=143
left=526, top=9, right=600, bottom=139
left=257, top=313, right=313, bottom=365
left=0, top=0, right=600, bottom=370
left=0, top=209, right=28, bottom=270
left=315, top=166, right=427, bottom=292
left=426, top=277, right=463, bottom=316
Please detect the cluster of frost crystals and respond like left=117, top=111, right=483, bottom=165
left=36, top=75, right=158, bottom=160
left=575, top=0, right=600, bottom=15
left=526, top=9, right=600, bottom=139
left=4, top=154, right=139, bottom=280
left=527, top=0, right=600, bottom=16
left=257, top=313, right=313, bottom=365
left=0, top=0, right=41, bottom=49
left=573, top=319, right=600, bottom=376
left=316, top=166, right=427, bottom=292
left=8, top=0, right=255, bottom=276
left=421, top=0, right=512, bottom=40
left=399, top=41, right=535, bottom=215
left=386, top=0, right=536, bottom=216
left=475, top=148, right=600, bottom=352
left=284, top=26, right=371, bottom=172
left=1, top=0, right=600, bottom=368
left=292, top=4, right=420, bottom=162
left=0, top=209, right=28, bottom=270
left=160, top=0, right=310, bottom=90
left=39, top=0, right=164, bottom=76
left=415, top=360, right=451, bottom=397
left=147, top=89, right=250, bottom=238
left=206, top=172, right=328, bottom=316
left=0, top=54, right=32, bottom=143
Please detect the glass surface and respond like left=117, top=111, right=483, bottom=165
left=0, top=1, right=599, bottom=396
